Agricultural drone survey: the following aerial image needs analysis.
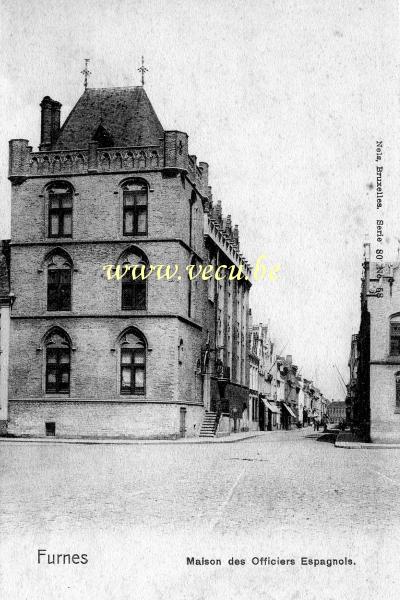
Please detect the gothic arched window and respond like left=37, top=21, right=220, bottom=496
left=396, top=372, right=400, bottom=409
left=46, top=250, right=72, bottom=311
left=390, top=315, right=400, bottom=355
left=44, top=328, right=71, bottom=394
left=119, top=328, right=146, bottom=395
left=119, top=248, right=148, bottom=310
left=122, top=180, right=148, bottom=236
left=48, top=182, right=73, bottom=238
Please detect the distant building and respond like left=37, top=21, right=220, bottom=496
left=346, top=333, right=359, bottom=423
left=277, top=355, right=298, bottom=429
left=247, top=322, right=280, bottom=431
left=351, top=252, right=400, bottom=443
left=327, top=401, right=346, bottom=423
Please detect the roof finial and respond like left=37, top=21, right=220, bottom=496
left=81, top=58, right=91, bottom=91
left=138, top=56, right=148, bottom=86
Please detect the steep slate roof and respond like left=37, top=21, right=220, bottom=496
left=53, top=87, right=164, bottom=150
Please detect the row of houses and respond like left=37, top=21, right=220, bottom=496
left=246, top=322, right=330, bottom=432
left=346, top=244, right=400, bottom=443
left=0, top=82, right=329, bottom=439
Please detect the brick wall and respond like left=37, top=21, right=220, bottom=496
left=8, top=401, right=204, bottom=439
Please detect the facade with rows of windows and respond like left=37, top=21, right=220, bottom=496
left=1, top=86, right=251, bottom=439
left=351, top=253, right=400, bottom=443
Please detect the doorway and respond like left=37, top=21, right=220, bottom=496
left=259, top=399, right=265, bottom=431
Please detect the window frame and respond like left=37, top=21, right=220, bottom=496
left=42, top=328, right=72, bottom=396
left=395, top=371, right=400, bottom=409
left=120, top=347, right=146, bottom=395
left=390, top=321, right=400, bottom=356
left=45, top=346, right=71, bottom=394
left=122, top=181, right=148, bottom=237
left=47, top=267, right=72, bottom=311
left=47, top=184, right=73, bottom=238
left=121, top=263, right=147, bottom=311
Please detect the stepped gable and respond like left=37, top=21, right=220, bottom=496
left=52, top=86, right=164, bottom=150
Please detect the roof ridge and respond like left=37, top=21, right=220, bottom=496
left=87, top=86, right=143, bottom=91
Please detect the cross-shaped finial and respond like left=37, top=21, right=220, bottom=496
left=81, top=58, right=91, bottom=91
left=138, top=56, right=148, bottom=86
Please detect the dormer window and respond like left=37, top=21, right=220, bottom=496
left=92, top=124, right=114, bottom=148
left=48, top=183, right=73, bottom=238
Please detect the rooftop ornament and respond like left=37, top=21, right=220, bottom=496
left=81, top=58, right=91, bottom=91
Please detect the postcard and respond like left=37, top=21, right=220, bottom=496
left=0, top=1, right=399, bottom=599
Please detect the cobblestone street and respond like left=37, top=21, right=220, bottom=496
left=1, top=430, right=400, bottom=599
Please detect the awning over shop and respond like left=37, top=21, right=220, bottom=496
left=261, top=398, right=280, bottom=414
left=268, top=401, right=280, bottom=414
left=282, top=402, right=297, bottom=419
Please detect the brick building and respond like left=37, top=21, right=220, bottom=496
left=3, top=85, right=251, bottom=439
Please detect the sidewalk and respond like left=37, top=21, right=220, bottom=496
left=335, top=431, right=400, bottom=450
left=0, top=430, right=268, bottom=446
left=0, top=427, right=309, bottom=446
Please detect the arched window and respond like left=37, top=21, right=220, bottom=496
left=46, top=250, right=72, bottom=311
left=390, top=315, right=400, bottom=355
left=122, top=180, right=148, bottom=236
left=44, top=328, right=71, bottom=394
left=119, top=328, right=146, bottom=395
left=119, top=248, right=148, bottom=310
left=47, top=182, right=73, bottom=238
left=396, top=372, right=400, bottom=409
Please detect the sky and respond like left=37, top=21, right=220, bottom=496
left=0, top=0, right=398, bottom=399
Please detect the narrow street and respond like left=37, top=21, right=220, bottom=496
left=1, top=430, right=399, bottom=599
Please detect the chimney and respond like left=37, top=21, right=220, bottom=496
left=215, top=200, right=222, bottom=223
left=40, top=96, right=62, bottom=150
left=226, top=214, right=232, bottom=237
left=233, top=224, right=240, bottom=249
left=51, top=101, right=62, bottom=144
